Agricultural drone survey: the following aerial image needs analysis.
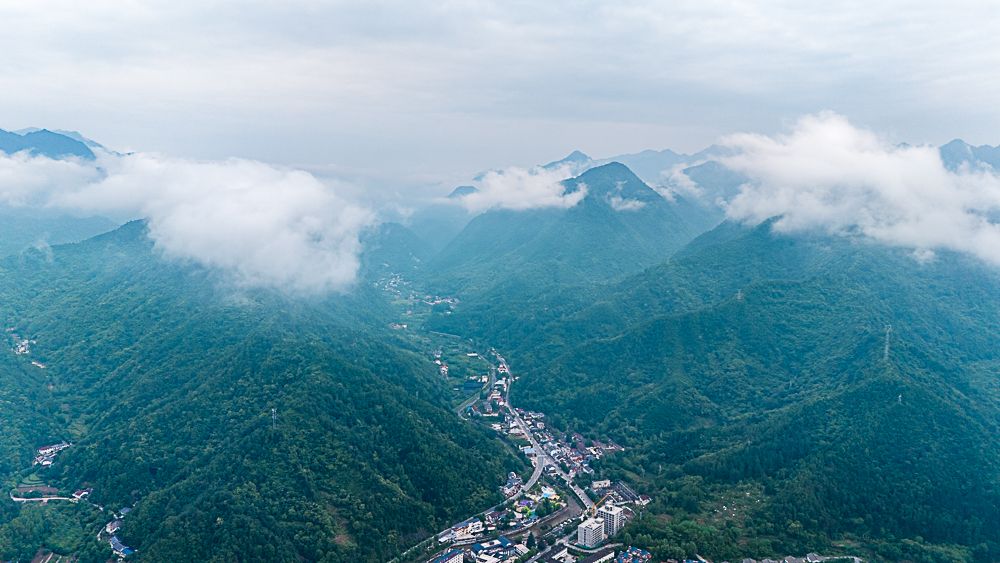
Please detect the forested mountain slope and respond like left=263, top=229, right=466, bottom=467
left=439, top=220, right=1000, bottom=561
left=0, top=221, right=518, bottom=562
left=360, top=221, right=432, bottom=278
left=426, top=163, right=719, bottom=293
left=0, top=206, right=117, bottom=257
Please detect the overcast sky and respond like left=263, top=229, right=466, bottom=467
left=2, top=0, right=999, bottom=187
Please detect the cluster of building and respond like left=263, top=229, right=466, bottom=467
left=737, top=556, right=862, bottom=563
left=430, top=549, right=465, bottom=563
left=437, top=517, right=486, bottom=544
left=590, top=480, right=650, bottom=508
left=430, top=536, right=530, bottom=563
left=541, top=545, right=615, bottom=563
left=372, top=273, right=408, bottom=297
left=501, top=472, right=522, bottom=497
left=470, top=537, right=529, bottom=563
left=650, top=554, right=862, bottom=563
left=104, top=507, right=136, bottom=558
left=464, top=374, right=508, bottom=417
left=576, top=505, right=626, bottom=548
left=423, top=295, right=460, bottom=307
left=8, top=330, right=46, bottom=367
left=531, top=550, right=860, bottom=563
left=473, top=379, right=507, bottom=415
left=615, top=547, right=652, bottom=562
left=109, top=535, right=134, bottom=559
left=13, top=337, right=34, bottom=355
left=507, top=409, right=623, bottom=478
left=489, top=489, right=554, bottom=531
left=438, top=487, right=563, bottom=546
left=34, top=442, right=71, bottom=467
left=539, top=545, right=651, bottom=563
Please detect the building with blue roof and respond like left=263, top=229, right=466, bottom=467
left=429, top=548, right=464, bottom=563
left=616, top=546, right=652, bottom=563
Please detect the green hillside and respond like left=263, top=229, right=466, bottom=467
left=441, top=220, right=1000, bottom=562
left=0, top=222, right=518, bottom=562
left=425, top=163, right=719, bottom=293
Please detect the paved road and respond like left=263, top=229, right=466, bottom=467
left=403, top=351, right=594, bottom=560
left=503, top=372, right=593, bottom=512
left=454, top=363, right=494, bottom=416
left=509, top=406, right=548, bottom=490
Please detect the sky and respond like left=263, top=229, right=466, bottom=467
left=2, top=0, right=1000, bottom=188
left=2, top=2, right=1000, bottom=293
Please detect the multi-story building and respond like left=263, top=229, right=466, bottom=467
left=577, top=517, right=605, bottom=548
left=429, top=549, right=464, bottom=563
left=598, top=505, right=625, bottom=537
left=580, top=547, right=616, bottom=563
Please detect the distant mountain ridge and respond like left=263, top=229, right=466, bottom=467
left=0, top=206, right=118, bottom=258
left=511, top=138, right=1000, bottom=210
left=425, top=162, right=720, bottom=292
left=542, top=149, right=593, bottom=170
left=447, top=185, right=479, bottom=198
left=0, top=128, right=95, bottom=160
left=536, top=145, right=735, bottom=187
left=939, top=138, right=1000, bottom=171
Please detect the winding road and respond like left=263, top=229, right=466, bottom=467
left=503, top=376, right=594, bottom=511
left=404, top=352, right=597, bottom=562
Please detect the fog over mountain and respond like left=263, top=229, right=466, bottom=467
left=2, top=7, right=1000, bottom=560
left=0, top=139, right=373, bottom=292
left=3, top=115, right=1000, bottom=292
left=718, top=113, right=1000, bottom=265
left=0, top=115, right=998, bottom=562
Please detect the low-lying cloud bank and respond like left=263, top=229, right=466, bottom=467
left=721, top=112, right=1000, bottom=265
left=7, top=112, right=1000, bottom=293
left=0, top=151, right=373, bottom=293
left=455, top=165, right=586, bottom=213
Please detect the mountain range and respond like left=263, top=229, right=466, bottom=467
left=0, top=132, right=998, bottom=562
left=0, top=129, right=95, bottom=160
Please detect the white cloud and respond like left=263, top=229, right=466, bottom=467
left=720, top=112, right=1000, bottom=266
left=655, top=164, right=700, bottom=202
left=606, top=180, right=648, bottom=211
left=455, top=165, right=587, bottom=212
left=607, top=195, right=646, bottom=211
left=0, top=151, right=373, bottom=293
left=0, top=152, right=103, bottom=206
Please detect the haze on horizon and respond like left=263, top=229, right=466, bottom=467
left=2, top=0, right=1000, bottom=186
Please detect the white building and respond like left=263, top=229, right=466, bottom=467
left=598, top=505, right=625, bottom=537
left=577, top=517, right=605, bottom=548
left=429, top=549, right=464, bottom=563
